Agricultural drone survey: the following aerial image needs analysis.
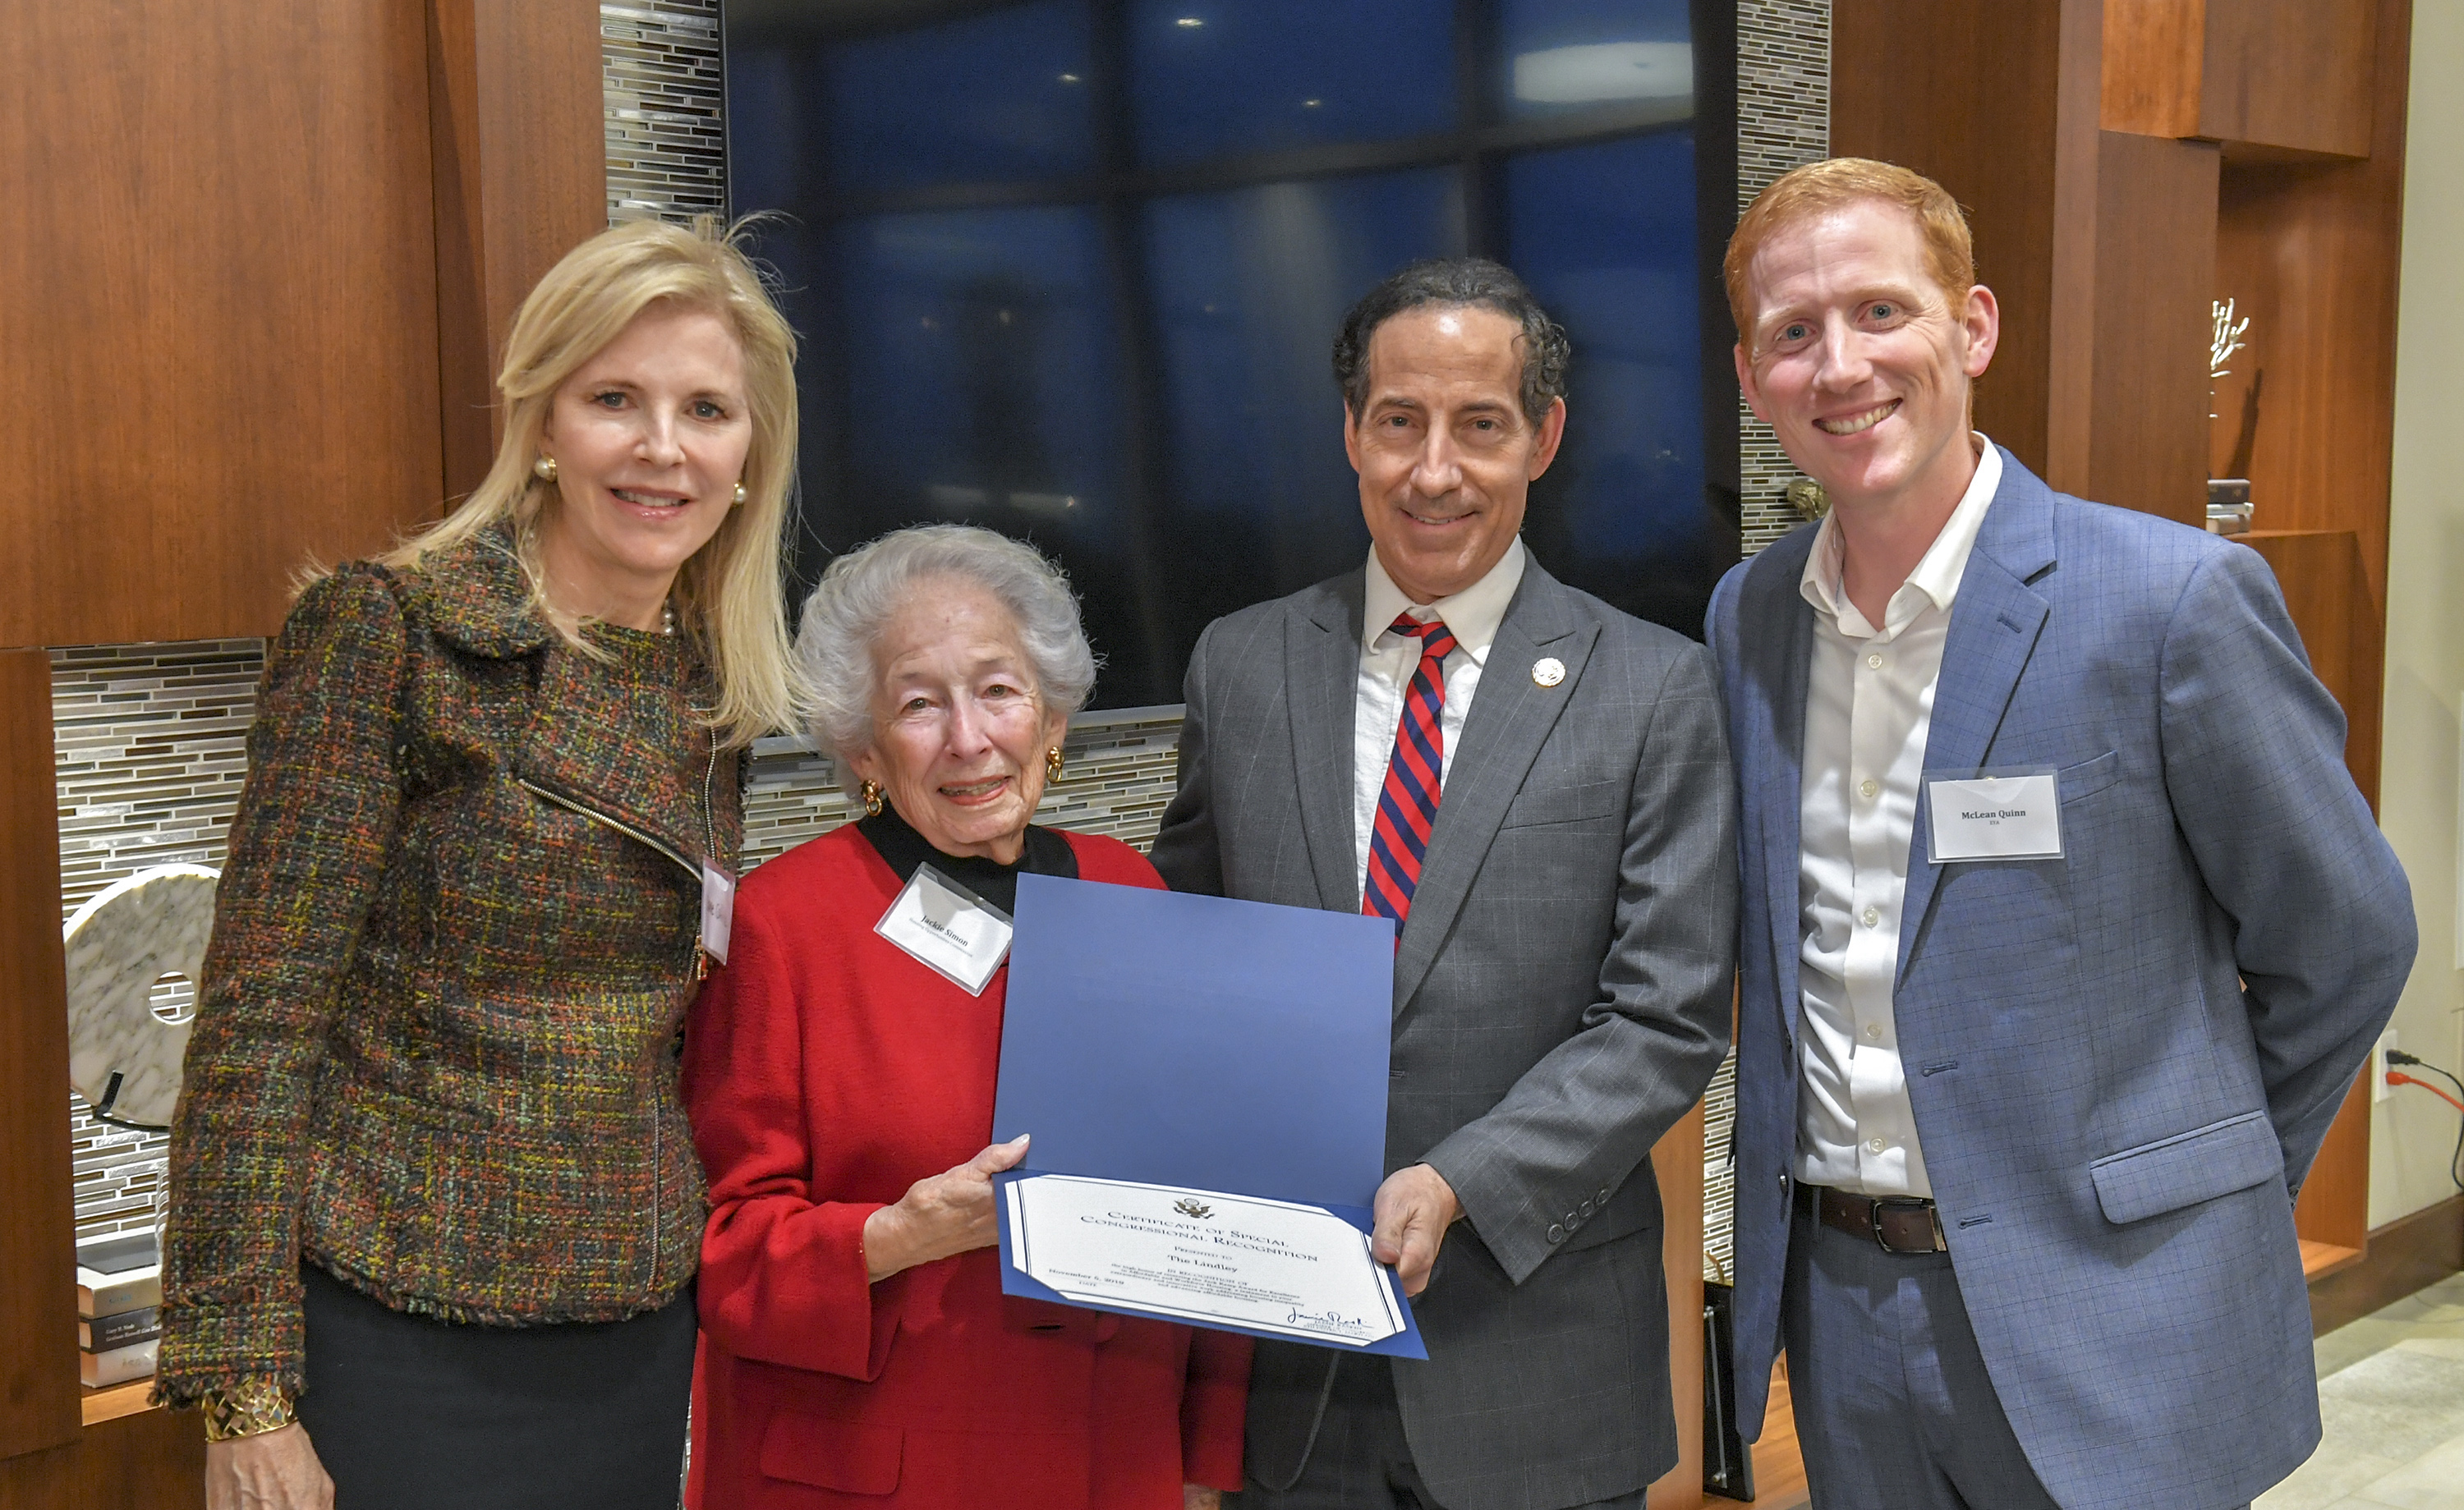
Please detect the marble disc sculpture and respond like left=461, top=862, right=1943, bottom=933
left=64, top=865, right=219, bottom=1131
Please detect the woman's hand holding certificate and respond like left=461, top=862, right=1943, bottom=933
left=991, top=875, right=1428, bottom=1356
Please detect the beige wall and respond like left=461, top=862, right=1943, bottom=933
left=2370, top=0, right=2464, bottom=1227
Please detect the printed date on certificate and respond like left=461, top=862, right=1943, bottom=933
left=1005, top=1174, right=1406, bottom=1347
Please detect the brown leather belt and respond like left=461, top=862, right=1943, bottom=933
left=1806, top=1184, right=1947, bottom=1254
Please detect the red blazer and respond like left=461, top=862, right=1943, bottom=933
left=681, top=824, right=1251, bottom=1509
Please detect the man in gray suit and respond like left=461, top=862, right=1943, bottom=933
left=1151, top=259, right=1737, bottom=1510
left=1708, top=158, right=2414, bottom=1509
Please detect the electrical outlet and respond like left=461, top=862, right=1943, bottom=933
left=2374, top=1029, right=2397, bottom=1103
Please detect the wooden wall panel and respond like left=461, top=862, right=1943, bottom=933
left=0, top=1404, right=201, bottom=1510
left=1832, top=0, right=2085, bottom=480
left=0, top=654, right=77, bottom=1462
left=2198, top=0, right=2377, bottom=157
left=430, top=0, right=609, bottom=505
left=2102, top=0, right=2377, bottom=158
left=2083, top=131, right=2216, bottom=528
left=0, top=0, right=446, bottom=647
left=2209, top=30, right=2411, bottom=605
left=2101, top=0, right=2205, bottom=138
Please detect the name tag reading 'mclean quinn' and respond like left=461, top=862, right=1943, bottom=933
left=876, top=864, right=1014, bottom=995
left=1926, top=767, right=2064, bottom=863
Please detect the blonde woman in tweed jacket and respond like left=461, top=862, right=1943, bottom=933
left=158, top=217, right=807, bottom=1510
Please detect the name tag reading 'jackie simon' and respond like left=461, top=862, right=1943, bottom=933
left=876, top=865, right=1014, bottom=994
left=1925, top=768, right=2064, bottom=863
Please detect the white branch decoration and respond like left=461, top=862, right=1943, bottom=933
left=2211, top=297, right=2250, bottom=382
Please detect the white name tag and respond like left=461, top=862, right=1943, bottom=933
left=1926, top=769, right=2064, bottom=863
left=700, top=861, right=737, bottom=965
left=875, top=864, right=1014, bottom=996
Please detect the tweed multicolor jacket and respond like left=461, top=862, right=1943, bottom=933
left=157, top=530, right=744, bottom=1408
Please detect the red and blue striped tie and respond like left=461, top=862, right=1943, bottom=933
left=1364, top=614, right=1458, bottom=931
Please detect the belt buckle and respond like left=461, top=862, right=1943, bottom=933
left=1869, top=1196, right=1941, bottom=1254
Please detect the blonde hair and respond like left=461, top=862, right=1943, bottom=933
left=381, top=215, right=805, bottom=747
left=1725, top=158, right=1977, bottom=354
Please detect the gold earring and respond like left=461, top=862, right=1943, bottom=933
left=1045, top=747, right=1064, bottom=781
left=860, top=778, right=884, bottom=817
left=732, top=480, right=748, bottom=507
left=532, top=455, right=558, bottom=483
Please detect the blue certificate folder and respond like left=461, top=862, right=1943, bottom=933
left=991, top=873, right=1427, bottom=1357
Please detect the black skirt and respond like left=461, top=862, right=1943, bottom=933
left=297, top=1263, right=695, bottom=1510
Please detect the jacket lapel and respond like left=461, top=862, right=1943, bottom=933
left=416, top=527, right=713, bottom=872
left=517, top=648, right=711, bottom=871
left=1896, top=454, right=2057, bottom=984
left=1391, top=563, right=1593, bottom=1016
left=1741, top=533, right=1818, bottom=1042
left=1288, top=573, right=1366, bottom=915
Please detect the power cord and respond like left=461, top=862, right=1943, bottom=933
left=2387, top=1049, right=2464, bottom=1194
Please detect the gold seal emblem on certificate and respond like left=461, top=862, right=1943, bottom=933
left=1173, top=1197, right=1215, bottom=1219
left=1532, top=657, right=1566, bottom=688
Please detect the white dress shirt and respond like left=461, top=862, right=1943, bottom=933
left=1353, top=538, right=1528, bottom=896
left=1795, top=438, right=2002, bottom=1197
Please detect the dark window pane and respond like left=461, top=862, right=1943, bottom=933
left=1505, top=130, right=1717, bottom=636
left=827, top=207, right=1122, bottom=558
left=1142, top=171, right=1465, bottom=636
left=724, top=44, right=807, bottom=215
left=825, top=2, right=1093, bottom=195
left=1129, top=1, right=1455, bottom=168
left=1497, top=0, right=1694, bottom=121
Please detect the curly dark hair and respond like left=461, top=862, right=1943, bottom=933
left=1332, top=257, right=1571, bottom=428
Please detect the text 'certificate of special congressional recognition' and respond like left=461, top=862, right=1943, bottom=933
left=993, top=874, right=1426, bottom=1356
left=1005, top=1175, right=1407, bottom=1347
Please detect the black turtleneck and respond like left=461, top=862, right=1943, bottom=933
left=853, top=802, right=1078, bottom=916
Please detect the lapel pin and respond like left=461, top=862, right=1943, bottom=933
left=1531, top=657, right=1565, bottom=688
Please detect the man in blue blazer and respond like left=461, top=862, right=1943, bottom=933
left=1705, top=157, right=2415, bottom=1510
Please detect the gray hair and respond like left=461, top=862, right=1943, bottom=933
left=796, top=525, right=1097, bottom=769
left=1332, top=257, right=1570, bottom=428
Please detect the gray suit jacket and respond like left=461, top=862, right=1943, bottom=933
left=1151, top=558, right=1737, bottom=1510
left=1708, top=453, right=2416, bottom=1510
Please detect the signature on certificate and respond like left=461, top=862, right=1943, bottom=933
left=1286, top=1306, right=1375, bottom=1338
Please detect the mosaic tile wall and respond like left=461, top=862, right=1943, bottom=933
left=742, top=713, right=1192, bottom=870
left=603, top=0, right=724, bottom=224
left=57, top=642, right=266, bottom=1242
left=1736, top=0, right=1832, bottom=557
left=1705, top=0, right=1832, bottom=1284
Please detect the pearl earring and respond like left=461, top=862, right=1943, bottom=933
left=532, top=455, right=558, bottom=483
left=733, top=480, right=748, bottom=507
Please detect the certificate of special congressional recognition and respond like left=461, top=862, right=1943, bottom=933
left=1005, top=1175, right=1408, bottom=1347
left=992, top=874, right=1426, bottom=1356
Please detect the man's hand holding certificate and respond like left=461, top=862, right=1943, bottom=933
left=991, top=874, right=1427, bottom=1357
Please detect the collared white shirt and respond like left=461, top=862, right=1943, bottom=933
left=1795, top=437, right=2002, bottom=1197
left=1353, top=538, right=1528, bottom=896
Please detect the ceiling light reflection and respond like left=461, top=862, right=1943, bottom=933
left=1511, top=42, right=1692, bottom=104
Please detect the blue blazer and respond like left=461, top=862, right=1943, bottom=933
left=1705, top=452, right=2414, bottom=1510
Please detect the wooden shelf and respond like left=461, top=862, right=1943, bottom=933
left=79, top=1379, right=156, bottom=1428
left=2302, top=1240, right=2365, bottom=1283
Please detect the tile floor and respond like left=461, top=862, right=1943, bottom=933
left=2257, top=1274, right=2464, bottom=1509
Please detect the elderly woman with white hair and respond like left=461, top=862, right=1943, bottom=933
left=680, top=524, right=1250, bottom=1510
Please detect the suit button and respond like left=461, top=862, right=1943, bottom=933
left=1597, top=1188, right=1611, bottom=1204
left=1579, top=1200, right=1595, bottom=1218
left=1547, top=1223, right=1566, bottom=1244
left=1778, top=1172, right=1790, bottom=1190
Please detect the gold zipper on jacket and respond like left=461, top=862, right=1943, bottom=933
left=514, top=777, right=702, bottom=880
left=515, top=750, right=724, bottom=1297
